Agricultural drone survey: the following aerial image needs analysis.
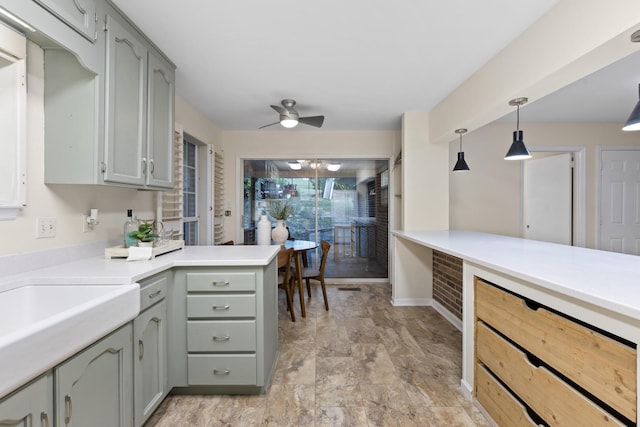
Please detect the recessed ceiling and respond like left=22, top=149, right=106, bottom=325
left=111, top=0, right=558, bottom=131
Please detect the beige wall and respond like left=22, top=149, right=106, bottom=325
left=175, top=96, right=222, bottom=146
left=449, top=122, right=640, bottom=248
left=0, top=42, right=157, bottom=257
left=219, top=130, right=399, bottom=242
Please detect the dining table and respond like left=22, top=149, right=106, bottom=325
left=284, top=240, right=318, bottom=317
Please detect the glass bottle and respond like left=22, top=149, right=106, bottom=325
left=123, top=209, right=138, bottom=248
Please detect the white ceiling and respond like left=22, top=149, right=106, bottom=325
left=111, top=0, right=566, bottom=131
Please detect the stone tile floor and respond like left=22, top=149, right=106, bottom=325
left=144, top=284, right=491, bottom=426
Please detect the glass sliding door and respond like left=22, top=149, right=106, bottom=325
left=243, top=159, right=389, bottom=279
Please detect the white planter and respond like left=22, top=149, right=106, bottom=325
left=271, top=220, right=288, bottom=246
left=257, top=215, right=272, bottom=245
left=137, top=241, right=154, bottom=247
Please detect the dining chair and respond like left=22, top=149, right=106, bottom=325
left=298, top=240, right=330, bottom=311
left=277, top=247, right=296, bottom=321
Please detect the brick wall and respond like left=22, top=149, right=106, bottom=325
left=433, top=250, right=463, bottom=320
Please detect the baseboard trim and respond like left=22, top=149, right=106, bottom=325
left=432, top=300, right=463, bottom=332
left=390, top=297, right=432, bottom=306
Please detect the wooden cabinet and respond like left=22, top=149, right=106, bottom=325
left=172, top=262, right=278, bottom=393
left=32, top=0, right=98, bottom=42
left=474, top=277, right=637, bottom=426
left=0, top=373, right=53, bottom=427
left=133, top=273, right=168, bottom=427
left=55, top=324, right=133, bottom=427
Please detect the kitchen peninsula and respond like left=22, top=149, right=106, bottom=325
left=0, top=245, right=279, bottom=427
left=393, top=230, right=640, bottom=426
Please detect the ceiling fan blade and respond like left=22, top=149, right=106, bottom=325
left=258, top=121, right=280, bottom=129
left=298, top=115, right=324, bottom=128
left=270, top=105, right=287, bottom=115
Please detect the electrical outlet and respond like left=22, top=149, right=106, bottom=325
left=36, top=217, right=56, bottom=238
left=82, top=215, right=91, bottom=233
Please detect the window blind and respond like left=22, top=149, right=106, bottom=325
left=213, top=150, right=225, bottom=244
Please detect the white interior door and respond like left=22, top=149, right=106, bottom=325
left=523, top=153, right=572, bottom=245
left=599, top=149, right=640, bottom=255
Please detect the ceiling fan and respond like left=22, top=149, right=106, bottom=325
left=259, top=99, right=324, bottom=129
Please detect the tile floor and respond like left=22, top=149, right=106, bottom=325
left=144, top=284, right=491, bottom=426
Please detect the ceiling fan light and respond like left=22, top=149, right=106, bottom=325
left=280, top=118, right=298, bottom=128
left=327, top=163, right=341, bottom=172
left=505, top=130, right=532, bottom=160
left=288, top=161, right=302, bottom=170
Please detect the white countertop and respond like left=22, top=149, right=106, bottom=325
left=392, top=230, right=640, bottom=320
left=1, top=245, right=280, bottom=290
left=0, top=244, right=280, bottom=399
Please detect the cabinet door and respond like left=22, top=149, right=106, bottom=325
left=32, top=0, right=98, bottom=42
left=55, top=324, right=133, bottom=427
left=146, top=52, right=174, bottom=189
left=0, top=373, right=53, bottom=427
left=133, top=300, right=167, bottom=427
left=104, top=15, right=148, bottom=186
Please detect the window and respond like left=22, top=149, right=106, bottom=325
left=243, top=158, right=389, bottom=279
left=183, top=136, right=198, bottom=245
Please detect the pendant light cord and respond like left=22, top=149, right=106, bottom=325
left=516, top=104, right=520, bottom=131
left=459, top=133, right=463, bottom=151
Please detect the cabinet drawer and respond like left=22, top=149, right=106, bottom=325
left=188, top=354, right=257, bottom=386
left=476, top=364, right=541, bottom=427
left=188, top=321, right=256, bottom=352
left=475, top=278, right=636, bottom=421
left=187, top=294, right=256, bottom=318
left=476, top=322, right=625, bottom=426
left=139, top=274, right=168, bottom=312
left=186, top=272, right=256, bottom=292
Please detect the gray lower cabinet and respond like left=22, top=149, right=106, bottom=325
left=0, top=373, right=53, bottom=427
left=55, top=324, right=133, bottom=427
left=133, top=273, right=168, bottom=427
left=174, top=261, right=278, bottom=393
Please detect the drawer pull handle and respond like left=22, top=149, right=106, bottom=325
left=212, top=281, right=230, bottom=286
left=148, top=290, right=162, bottom=299
left=212, top=305, right=230, bottom=310
left=41, top=411, right=49, bottom=427
left=64, top=395, right=73, bottom=424
left=139, top=339, right=144, bottom=360
left=213, top=369, right=230, bottom=375
left=213, top=335, right=230, bottom=341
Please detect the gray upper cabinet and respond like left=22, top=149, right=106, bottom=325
left=146, top=51, right=174, bottom=189
left=103, top=14, right=148, bottom=187
left=33, top=0, right=98, bottom=42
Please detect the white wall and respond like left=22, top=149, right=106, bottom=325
left=219, top=130, right=399, bottom=242
left=449, top=122, right=640, bottom=248
left=0, top=42, right=157, bottom=257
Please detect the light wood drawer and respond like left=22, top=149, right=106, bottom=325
left=188, top=320, right=256, bottom=352
left=475, top=278, right=636, bottom=421
left=188, top=354, right=257, bottom=385
left=477, top=322, right=625, bottom=426
left=476, top=364, right=542, bottom=427
left=186, top=272, right=256, bottom=292
left=139, top=274, right=168, bottom=312
left=187, top=294, right=256, bottom=318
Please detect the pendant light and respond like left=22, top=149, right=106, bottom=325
left=622, top=84, right=640, bottom=131
left=453, top=128, right=470, bottom=171
left=505, top=97, right=532, bottom=160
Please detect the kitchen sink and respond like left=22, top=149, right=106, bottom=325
left=0, top=283, right=140, bottom=398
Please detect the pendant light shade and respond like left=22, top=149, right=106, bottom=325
left=505, top=97, right=532, bottom=160
left=622, top=84, right=640, bottom=131
left=453, top=128, right=470, bottom=171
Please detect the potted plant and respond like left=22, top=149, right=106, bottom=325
left=267, top=199, right=293, bottom=245
left=127, top=222, right=159, bottom=247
